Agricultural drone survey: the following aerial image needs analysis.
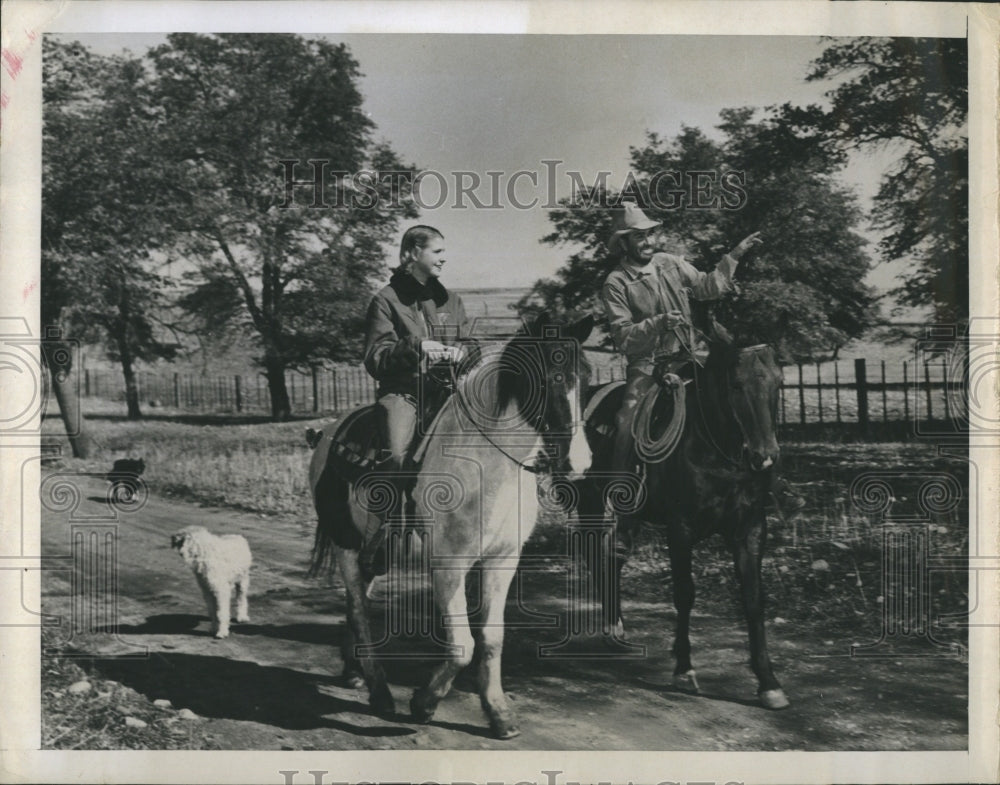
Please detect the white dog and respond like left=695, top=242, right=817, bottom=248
left=171, top=526, right=251, bottom=639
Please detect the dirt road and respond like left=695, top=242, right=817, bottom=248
left=41, top=475, right=966, bottom=750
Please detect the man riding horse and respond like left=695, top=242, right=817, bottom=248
left=601, top=201, right=803, bottom=513
left=359, top=224, right=477, bottom=576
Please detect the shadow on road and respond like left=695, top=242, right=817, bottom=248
left=108, top=616, right=353, bottom=647
left=108, top=614, right=205, bottom=635
left=87, top=652, right=414, bottom=735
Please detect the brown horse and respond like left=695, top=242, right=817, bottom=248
left=309, top=314, right=594, bottom=738
left=578, top=328, right=790, bottom=710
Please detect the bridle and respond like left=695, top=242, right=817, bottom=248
left=443, top=362, right=579, bottom=475
left=691, top=345, right=775, bottom=472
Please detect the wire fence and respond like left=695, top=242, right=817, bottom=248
left=82, top=365, right=379, bottom=414
left=776, top=358, right=962, bottom=431
left=80, top=356, right=964, bottom=434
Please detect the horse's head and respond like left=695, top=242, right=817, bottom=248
left=724, top=344, right=783, bottom=472
left=498, top=312, right=594, bottom=477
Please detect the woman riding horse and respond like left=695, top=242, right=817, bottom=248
left=359, top=225, right=478, bottom=577
left=310, top=312, right=594, bottom=738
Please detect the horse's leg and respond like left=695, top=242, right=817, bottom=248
left=410, top=568, right=473, bottom=724
left=732, top=515, right=789, bottom=709
left=577, top=476, right=630, bottom=638
left=476, top=563, right=520, bottom=739
left=668, top=532, right=700, bottom=693
left=340, top=621, right=366, bottom=690
left=335, top=545, right=395, bottom=716
left=610, top=521, right=634, bottom=638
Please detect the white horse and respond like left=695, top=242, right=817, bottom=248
left=309, top=314, right=593, bottom=738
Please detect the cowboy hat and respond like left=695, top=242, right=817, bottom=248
left=607, top=202, right=660, bottom=255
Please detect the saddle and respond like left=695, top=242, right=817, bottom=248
left=317, top=386, right=455, bottom=483
left=325, top=404, right=382, bottom=480
left=584, top=357, right=695, bottom=464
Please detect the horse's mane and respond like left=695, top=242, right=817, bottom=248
left=494, top=332, right=542, bottom=426
left=691, top=301, right=737, bottom=372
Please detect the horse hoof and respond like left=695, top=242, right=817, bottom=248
left=370, top=683, right=396, bottom=718
left=673, top=670, right=701, bottom=694
left=614, top=618, right=626, bottom=640
left=759, top=688, right=790, bottom=710
left=409, top=690, right=436, bottom=724
left=489, top=714, right=521, bottom=740
left=344, top=672, right=366, bottom=691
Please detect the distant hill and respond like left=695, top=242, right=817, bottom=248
left=454, top=288, right=528, bottom=316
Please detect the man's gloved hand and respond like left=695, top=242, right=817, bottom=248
left=659, top=310, right=685, bottom=330
left=421, top=340, right=463, bottom=364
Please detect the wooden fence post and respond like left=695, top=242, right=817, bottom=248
left=797, top=363, right=805, bottom=425
left=903, top=361, right=909, bottom=422
left=834, top=362, right=841, bottom=423
left=816, top=362, right=823, bottom=423
left=855, top=358, right=869, bottom=435
left=311, top=366, right=319, bottom=413
left=173, top=373, right=180, bottom=408
left=942, top=362, right=951, bottom=422
left=924, top=362, right=933, bottom=419
left=235, top=375, right=243, bottom=412
left=332, top=369, right=339, bottom=411
left=881, top=360, right=888, bottom=423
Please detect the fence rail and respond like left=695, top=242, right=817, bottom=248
left=776, top=358, right=962, bottom=432
left=79, top=357, right=964, bottom=433
left=82, top=365, right=379, bottom=415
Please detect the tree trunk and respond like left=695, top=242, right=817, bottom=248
left=265, top=355, right=292, bottom=421
left=122, top=360, right=142, bottom=419
left=116, top=334, right=142, bottom=420
left=42, top=341, right=93, bottom=459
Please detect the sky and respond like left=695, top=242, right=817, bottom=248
left=61, top=32, right=901, bottom=293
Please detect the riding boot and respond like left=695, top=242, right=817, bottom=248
left=610, top=418, right=639, bottom=477
left=359, top=472, right=405, bottom=581
left=362, top=394, right=418, bottom=580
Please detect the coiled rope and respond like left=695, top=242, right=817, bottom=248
left=631, top=372, right=687, bottom=464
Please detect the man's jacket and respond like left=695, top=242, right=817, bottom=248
left=601, top=252, right=737, bottom=373
left=363, top=269, right=475, bottom=397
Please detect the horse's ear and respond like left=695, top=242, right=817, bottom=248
left=694, top=301, right=733, bottom=347
left=527, top=310, right=550, bottom=337
left=568, top=314, right=595, bottom=345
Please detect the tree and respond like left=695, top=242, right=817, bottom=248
left=800, top=37, right=968, bottom=326
left=42, top=39, right=180, bottom=422
left=148, top=34, right=418, bottom=420
left=521, top=109, right=877, bottom=361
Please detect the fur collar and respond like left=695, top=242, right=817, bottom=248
left=389, top=268, right=450, bottom=308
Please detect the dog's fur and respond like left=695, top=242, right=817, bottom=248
left=305, top=427, right=323, bottom=449
left=109, top=457, right=145, bottom=477
left=171, top=526, right=251, bottom=639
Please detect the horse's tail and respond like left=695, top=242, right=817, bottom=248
left=307, top=434, right=360, bottom=578
left=308, top=479, right=347, bottom=578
